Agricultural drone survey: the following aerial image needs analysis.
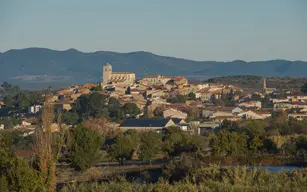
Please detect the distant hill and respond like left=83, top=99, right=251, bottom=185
left=0, top=48, right=307, bottom=89
left=205, top=76, right=307, bottom=92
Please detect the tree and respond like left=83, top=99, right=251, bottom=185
left=14, top=92, right=31, bottom=109
left=244, top=120, right=266, bottom=151
left=211, top=95, right=225, bottom=106
left=139, top=131, right=162, bottom=164
left=3, top=95, right=12, bottom=108
left=109, top=134, right=137, bottom=165
left=62, top=111, right=79, bottom=125
left=121, top=103, right=140, bottom=118
left=251, top=94, right=262, bottom=101
left=33, top=103, right=56, bottom=191
left=188, top=92, right=196, bottom=100
left=73, top=93, right=108, bottom=119
left=70, top=125, right=104, bottom=171
left=163, top=127, right=187, bottom=158
left=0, top=133, right=46, bottom=191
left=219, top=120, right=240, bottom=132
left=300, top=83, right=307, bottom=94
left=212, top=130, right=248, bottom=156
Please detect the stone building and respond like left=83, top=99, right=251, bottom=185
left=102, top=64, right=136, bottom=85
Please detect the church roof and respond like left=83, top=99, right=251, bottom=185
left=112, top=72, right=135, bottom=74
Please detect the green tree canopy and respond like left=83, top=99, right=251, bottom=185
left=109, top=133, right=138, bottom=165
left=121, top=103, right=141, bottom=118
left=0, top=132, right=46, bottom=191
left=3, top=95, right=13, bottom=108
left=300, top=83, right=307, bottom=94
left=70, top=125, right=105, bottom=171
left=73, top=92, right=108, bottom=119
left=139, top=131, right=162, bottom=163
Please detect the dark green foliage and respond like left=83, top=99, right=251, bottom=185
left=212, top=130, right=248, bottom=156
left=187, top=92, right=196, bottom=100
left=121, top=103, right=141, bottom=118
left=109, top=133, right=138, bottom=165
left=0, top=117, right=21, bottom=129
left=5, top=130, right=34, bottom=150
left=139, top=131, right=162, bottom=162
left=0, top=82, right=20, bottom=96
left=70, top=125, right=105, bottom=171
left=251, top=93, right=262, bottom=101
left=14, top=92, right=31, bottom=109
left=3, top=95, right=13, bottom=108
left=301, top=83, right=307, bottom=94
left=219, top=120, right=241, bottom=132
left=72, top=92, right=108, bottom=119
left=0, top=132, right=46, bottom=191
left=108, top=97, right=122, bottom=122
left=62, top=111, right=80, bottom=125
left=162, top=127, right=206, bottom=158
left=90, top=84, right=102, bottom=92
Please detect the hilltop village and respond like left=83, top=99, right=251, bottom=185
left=2, top=63, right=307, bottom=135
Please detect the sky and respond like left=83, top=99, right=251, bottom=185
left=1, top=0, right=307, bottom=61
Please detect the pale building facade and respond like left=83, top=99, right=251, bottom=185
left=102, top=64, right=136, bottom=85
left=163, top=108, right=188, bottom=119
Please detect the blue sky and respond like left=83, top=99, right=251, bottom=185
left=1, top=0, right=307, bottom=61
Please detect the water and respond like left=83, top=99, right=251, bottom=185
left=247, top=165, right=304, bottom=172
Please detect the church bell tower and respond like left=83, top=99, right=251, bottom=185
left=102, top=64, right=112, bottom=83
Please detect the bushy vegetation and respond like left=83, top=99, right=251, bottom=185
left=59, top=165, right=307, bottom=192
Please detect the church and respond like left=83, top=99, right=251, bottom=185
left=102, top=64, right=136, bottom=85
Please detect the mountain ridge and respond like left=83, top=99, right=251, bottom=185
left=1, top=47, right=307, bottom=89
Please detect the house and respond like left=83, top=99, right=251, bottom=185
left=199, top=121, right=221, bottom=136
left=274, top=102, right=293, bottom=110
left=271, top=98, right=289, bottom=104
left=146, top=89, right=164, bottom=99
left=0, top=100, right=4, bottom=109
left=237, top=110, right=267, bottom=120
left=253, top=111, right=272, bottom=119
left=143, top=75, right=162, bottom=85
left=288, top=113, right=307, bottom=121
left=52, top=103, right=72, bottom=111
left=209, top=111, right=236, bottom=122
left=238, top=101, right=262, bottom=109
left=163, top=108, right=188, bottom=119
left=274, top=102, right=307, bottom=111
left=172, top=76, right=188, bottom=86
left=195, top=88, right=212, bottom=101
left=28, top=105, right=42, bottom=114
left=210, top=111, right=234, bottom=119
left=119, top=118, right=176, bottom=131
left=287, top=95, right=307, bottom=102
left=216, top=106, right=243, bottom=114
left=0, top=124, right=4, bottom=130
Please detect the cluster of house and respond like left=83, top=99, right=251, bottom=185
left=2, top=63, right=307, bottom=136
